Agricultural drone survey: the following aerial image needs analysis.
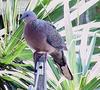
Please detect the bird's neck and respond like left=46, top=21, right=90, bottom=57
left=25, top=19, right=37, bottom=24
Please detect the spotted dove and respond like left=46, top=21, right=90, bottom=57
left=21, top=11, right=73, bottom=80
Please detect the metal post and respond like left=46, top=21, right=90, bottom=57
left=34, top=52, right=47, bottom=90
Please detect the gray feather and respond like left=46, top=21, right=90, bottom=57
left=33, top=19, right=66, bottom=50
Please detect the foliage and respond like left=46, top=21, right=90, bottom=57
left=0, top=0, right=34, bottom=89
left=0, top=0, right=100, bottom=90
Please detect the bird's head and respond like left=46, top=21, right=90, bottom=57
left=20, top=11, right=37, bottom=23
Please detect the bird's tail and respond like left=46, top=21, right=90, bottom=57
left=50, top=50, right=73, bottom=80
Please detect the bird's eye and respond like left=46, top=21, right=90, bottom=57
left=26, top=15, right=29, bottom=17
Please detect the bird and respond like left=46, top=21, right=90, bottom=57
left=20, top=11, right=73, bottom=80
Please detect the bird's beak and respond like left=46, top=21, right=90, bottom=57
left=20, top=16, right=25, bottom=21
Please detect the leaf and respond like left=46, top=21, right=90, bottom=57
left=2, top=75, right=28, bottom=89
left=64, top=0, right=78, bottom=88
left=1, top=41, right=26, bottom=64
left=26, top=0, right=38, bottom=11
left=48, top=57, right=61, bottom=80
left=47, top=80, right=57, bottom=90
left=70, top=0, right=100, bottom=21
left=79, top=76, right=87, bottom=90
left=82, top=77, right=100, bottom=90
left=60, top=80, right=69, bottom=90
left=4, top=22, right=24, bottom=54
left=18, top=49, right=33, bottom=60
left=0, top=70, right=34, bottom=84
left=87, top=61, right=100, bottom=82
left=79, top=27, right=89, bottom=74
left=84, top=31, right=97, bottom=74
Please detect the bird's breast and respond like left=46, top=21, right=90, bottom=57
left=24, top=24, right=47, bottom=51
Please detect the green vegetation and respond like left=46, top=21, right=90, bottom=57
left=0, top=0, right=100, bottom=90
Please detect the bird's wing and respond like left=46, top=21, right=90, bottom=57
left=45, top=21, right=67, bottom=50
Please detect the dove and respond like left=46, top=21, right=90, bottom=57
left=21, top=11, right=73, bottom=80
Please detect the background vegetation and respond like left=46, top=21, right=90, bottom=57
left=0, top=0, right=100, bottom=90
